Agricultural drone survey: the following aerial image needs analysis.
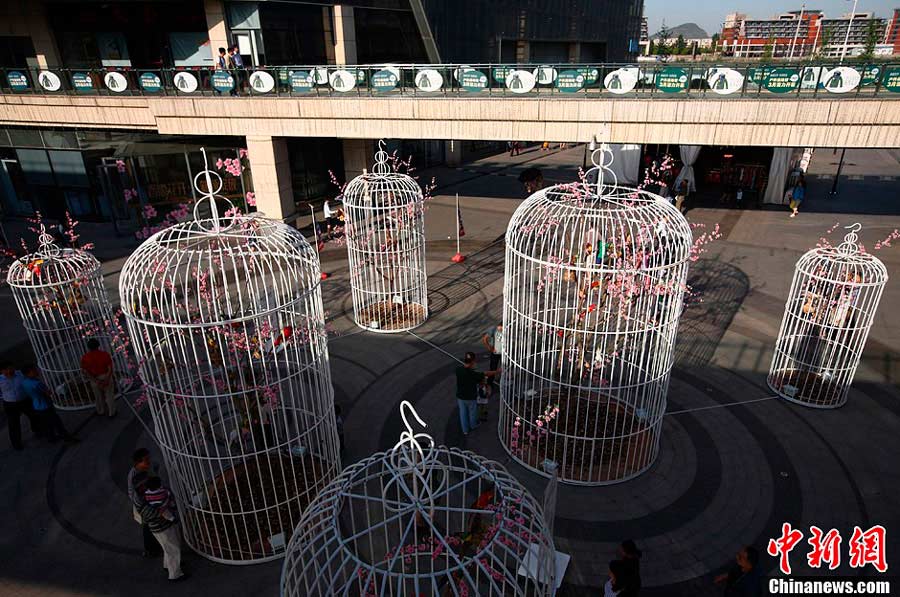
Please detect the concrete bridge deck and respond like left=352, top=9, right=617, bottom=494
left=1, top=93, right=899, bottom=148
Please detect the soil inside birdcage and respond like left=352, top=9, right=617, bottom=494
left=195, top=453, right=331, bottom=561
left=770, top=368, right=844, bottom=407
left=358, top=301, right=426, bottom=331
left=511, top=390, right=656, bottom=483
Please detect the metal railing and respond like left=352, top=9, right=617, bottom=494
left=2, top=62, right=899, bottom=99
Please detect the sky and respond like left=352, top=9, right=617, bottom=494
left=644, top=0, right=898, bottom=37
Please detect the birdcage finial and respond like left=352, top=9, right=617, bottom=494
left=384, top=400, right=445, bottom=511
left=838, top=222, right=862, bottom=254
left=35, top=224, right=61, bottom=259
left=372, top=139, right=391, bottom=175
left=587, top=136, right=618, bottom=195
left=192, top=147, right=236, bottom=233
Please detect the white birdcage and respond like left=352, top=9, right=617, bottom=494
left=768, top=224, right=888, bottom=408
left=281, top=401, right=556, bottom=597
left=342, top=140, right=428, bottom=333
left=7, top=226, right=128, bottom=410
left=119, top=150, right=339, bottom=564
left=500, top=143, right=693, bottom=485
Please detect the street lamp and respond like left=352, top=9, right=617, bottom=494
left=839, top=0, right=860, bottom=64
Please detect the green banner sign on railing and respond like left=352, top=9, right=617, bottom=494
left=656, top=67, right=688, bottom=93
left=763, top=68, right=800, bottom=94
left=883, top=67, right=900, bottom=93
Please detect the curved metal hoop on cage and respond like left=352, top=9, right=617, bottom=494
left=500, top=147, right=693, bottom=485
left=342, top=140, right=428, bottom=333
left=768, top=224, right=888, bottom=409
left=280, top=402, right=556, bottom=597
left=6, top=225, right=131, bottom=410
left=119, top=149, right=339, bottom=565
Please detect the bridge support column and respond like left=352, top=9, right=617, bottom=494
left=204, top=0, right=230, bottom=63
left=445, top=140, right=462, bottom=167
left=343, top=139, right=375, bottom=179
left=333, top=5, right=358, bottom=65
left=246, top=136, right=296, bottom=223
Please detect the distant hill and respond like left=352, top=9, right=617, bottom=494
left=652, top=23, right=710, bottom=40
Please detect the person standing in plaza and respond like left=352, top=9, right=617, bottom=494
left=140, top=476, right=187, bottom=582
left=617, top=539, right=643, bottom=596
left=455, top=352, right=498, bottom=436
left=674, top=180, right=689, bottom=214
left=481, top=322, right=504, bottom=373
left=128, top=448, right=163, bottom=558
left=1, top=362, right=40, bottom=450
left=81, top=338, right=116, bottom=417
left=714, top=546, right=762, bottom=596
left=789, top=175, right=806, bottom=218
left=21, top=364, right=76, bottom=443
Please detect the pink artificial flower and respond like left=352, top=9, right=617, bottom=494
left=245, top=191, right=256, bottom=207
left=215, top=158, right=224, bottom=170
left=239, top=148, right=248, bottom=159
left=142, top=205, right=158, bottom=219
left=115, top=159, right=126, bottom=174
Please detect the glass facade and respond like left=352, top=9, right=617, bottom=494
left=420, top=0, right=642, bottom=63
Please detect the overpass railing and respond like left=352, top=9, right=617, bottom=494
left=2, top=62, right=899, bottom=99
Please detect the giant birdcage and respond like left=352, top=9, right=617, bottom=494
left=500, top=144, right=693, bottom=485
left=281, top=401, right=556, bottom=596
left=768, top=224, right=888, bottom=409
left=343, top=141, right=428, bottom=332
left=7, top=226, right=129, bottom=410
left=119, top=151, right=340, bottom=564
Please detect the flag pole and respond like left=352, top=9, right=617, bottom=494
left=310, top=203, right=330, bottom=280
left=451, top=192, right=466, bottom=263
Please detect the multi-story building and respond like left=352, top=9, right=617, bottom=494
left=720, top=10, right=824, bottom=58
left=888, top=9, right=900, bottom=55
left=0, top=0, right=641, bottom=227
left=819, top=12, right=889, bottom=58
left=720, top=8, right=894, bottom=59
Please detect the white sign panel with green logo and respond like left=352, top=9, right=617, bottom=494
left=604, top=68, right=638, bottom=94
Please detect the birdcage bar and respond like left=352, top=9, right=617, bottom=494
left=281, top=401, right=556, bottom=596
left=119, top=153, right=339, bottom=564
left=343, top=140, right=428, bottom=333
left=499, top=144, right=692, bottom=485
left=6, top=228, right=129, bottom=410
left=768, top=224, right=888, bottom=409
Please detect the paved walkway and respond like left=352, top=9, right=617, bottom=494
left=1, top=146, right=898, bottom=596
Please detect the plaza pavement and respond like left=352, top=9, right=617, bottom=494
left=0, top=145, right=898, bottom=596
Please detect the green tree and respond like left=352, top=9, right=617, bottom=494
left=816, top=27, right=833, bottom=58
left=711, top=33, right=720, bottom=53
left=648, top=40, right=656, bottom=55
left=656, top=24, right=671, bottom=56
left=859, top=19, right=881, bottom=61
left=761, top=36, right=775, bottom=60
left=675, top=34, right=687, bottom=55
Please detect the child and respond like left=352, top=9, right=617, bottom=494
left=476, top=377, right=492, bottom=423
left=144, top=477, right=176, bottom=522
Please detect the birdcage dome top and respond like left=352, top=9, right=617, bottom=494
left=120, top=214, right=320, bottom=326
left=342, top=142, right=424, bottom=210
left=281, top=402, right=555, bottom=596
left=795, top=224, right=888, bottom=286
left=507, top=147, right=692, bottom=273
left=6, top=227, right=101, bottom=288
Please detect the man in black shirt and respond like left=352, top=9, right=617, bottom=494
left=455, top=352, right=498, bottom=435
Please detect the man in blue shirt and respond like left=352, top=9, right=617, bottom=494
left=21, top=364, right=77, bottom=443
left=1, top=362, right=40, bottom=450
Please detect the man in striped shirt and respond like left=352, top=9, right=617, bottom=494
left=128, top=448, right=163, bottom=557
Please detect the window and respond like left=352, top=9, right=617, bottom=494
left=0, top=36, right=36, bottom=68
